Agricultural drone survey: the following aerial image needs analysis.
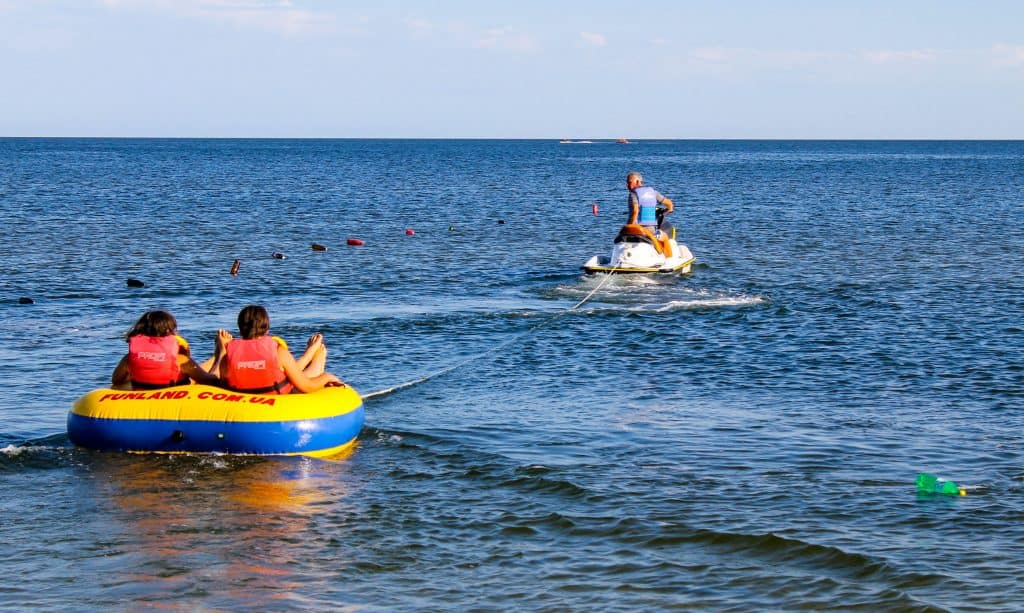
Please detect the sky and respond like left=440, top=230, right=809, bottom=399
left=1, top=0, right=1022, bottom=138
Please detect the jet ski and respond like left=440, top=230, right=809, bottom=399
left=582, top=209, right=695, bottom=274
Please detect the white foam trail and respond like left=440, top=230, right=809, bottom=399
left=577, top=294, right=767, bottom=313
left=555, top=274, right=664, bottom=298
left=1, top=444, right=47, bottom=456
left=654, top=295, right=768, bottom=311
left=629, top=276, right=661, bottom=285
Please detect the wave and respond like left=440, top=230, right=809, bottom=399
left=0, top=435, right=77, bottom=471
left=366, top=426, right=591, bottom=500
left=1, top=443, right=51, bottom=457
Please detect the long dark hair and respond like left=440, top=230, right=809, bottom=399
left=237, top=305, right=271, bottom=340
left=126, top=310, right=178, bottom=340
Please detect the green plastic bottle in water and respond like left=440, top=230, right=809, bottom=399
left=916, top=472, right=966, bottom=496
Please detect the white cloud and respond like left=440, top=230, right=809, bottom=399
left=862, top=49, right=938, bottom=64
left=688, top=46, right=828, bottom=67
left=472, top=27, right=536, bottom=53
left=579, top=31, right=606, bottom=47
left=100, top=0, right=333, bottom=36
left=404, top=17, right=533, bottom=53
left=405, top=16, right=469, bottom=40
left=991, top=44, right=1024, bottom=67
left=690, top=46, right=732, bottom=63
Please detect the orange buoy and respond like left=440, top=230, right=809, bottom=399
left=347, top=238, right=364, bottom=246
left=592, top=202, right=599, bottom=215
left=230, top=259, right=241, bottom=276
left=405, top=229, right=415, bottom=236
left=311, top=243, right=327, bottom=251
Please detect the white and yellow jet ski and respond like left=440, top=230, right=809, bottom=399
left=582, top=212, right=695, bottom=275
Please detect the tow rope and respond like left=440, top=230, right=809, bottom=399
left=363, top=270, right=618, bottom=400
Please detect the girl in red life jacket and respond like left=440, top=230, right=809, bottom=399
left=219, top=305, right=343, bottom=394
left=111, top=310, right=225, bottom=390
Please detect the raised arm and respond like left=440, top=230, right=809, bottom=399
left=658, top=193, right=674, bottom=214
left=180, top=357, right=222, bottom=387
left=199, top=329, right=233, bottom=374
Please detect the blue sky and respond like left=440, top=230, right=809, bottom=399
left=2, top=0, right=1022, bottom=138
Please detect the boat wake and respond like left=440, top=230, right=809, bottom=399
left=652, top=293, right=768, bottom=311
left=547, top=278, right=767, bottom=312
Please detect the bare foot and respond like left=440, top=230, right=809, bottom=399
left=216, top=329, right=234, bottom=354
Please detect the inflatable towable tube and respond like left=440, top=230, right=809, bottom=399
left=68, top=384, right=364, bottom=458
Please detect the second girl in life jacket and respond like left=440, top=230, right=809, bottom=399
left=218, top=304, right=343, bottom=394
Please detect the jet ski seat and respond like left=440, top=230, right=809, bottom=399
left=614, top=224, right=671, bottom=256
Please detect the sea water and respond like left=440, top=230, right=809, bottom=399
left=1, top=139, right=1021, bottom=610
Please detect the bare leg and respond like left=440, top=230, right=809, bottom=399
left=302, top=344, right=327, bottom=378
left=296, top=333, right=323, bottom=371
left=641, top=227, right=663, bottom=255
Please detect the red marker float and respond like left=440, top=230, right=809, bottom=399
left=592, top=202, right=599, bottom=215
left=347, top=238, right=364, bottom=246
left=405, top=229, right=415, bottom=236
left=230, top=259, right=241, bottom=276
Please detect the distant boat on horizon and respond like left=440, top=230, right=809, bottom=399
left=559, top=139, right=595, bottom=144
left=616, top=138, right=630, bottom=144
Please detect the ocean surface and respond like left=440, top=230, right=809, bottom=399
left=1, top=138, right=1021, bottom=611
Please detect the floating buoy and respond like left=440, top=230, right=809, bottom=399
left=230, top=259, right=241, bottom=276
left=405, top=229, right=415, bottom=236
left=126, top=279, right=145, bottom=288
left=346, top=238, right=364, bottom=246
left=272, top=252, right=285, bottom=259
left=449, top=225, right=455, bottom=231
left=592, top=202, right=599, bottom=215
left=311, top=243, right=327, bottom=252
left=497, top=219, right=505, bottom=225
left=18, top=297, right=34, bottom=305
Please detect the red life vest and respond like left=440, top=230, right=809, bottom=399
left=224, top=336, right=292, bottom=394
left=127, top=334, right=187, bottom=388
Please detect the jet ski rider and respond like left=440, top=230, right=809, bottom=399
left=626, top=171, right=675, bottom=256
left=626, top=171, right=674, bottom=233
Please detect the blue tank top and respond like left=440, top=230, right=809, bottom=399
left=632, top=186, right=659, bottom=226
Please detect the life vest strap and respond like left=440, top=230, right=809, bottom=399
left=130, top=377, right=188, bottom=390
left=233, top=379, right=293, bottom=395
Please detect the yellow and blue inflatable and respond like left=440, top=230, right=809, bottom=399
left=67, top=385, right=364, bottom=457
